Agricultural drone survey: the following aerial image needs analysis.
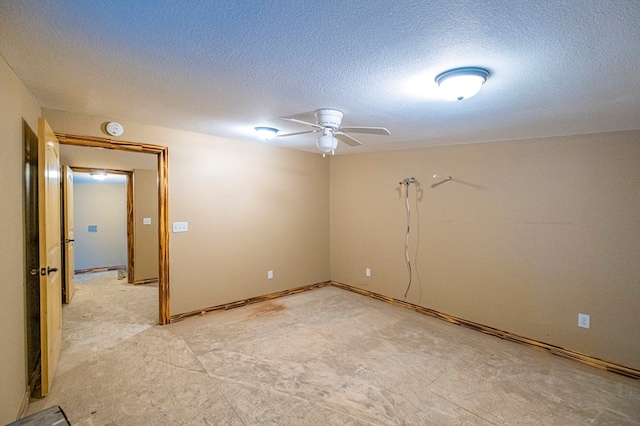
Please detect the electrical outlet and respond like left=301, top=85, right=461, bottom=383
left=578, top=313, right=590, bottom=329
left=267, top=270, right=273, bottom=280
left=143, top=217, right=151, bottom=225
left=365, top=268, right=371, bottom=277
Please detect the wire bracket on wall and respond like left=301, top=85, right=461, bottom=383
left=398, top=177, right=416, bottom=299
left=432, top=174, right=452, bottom=181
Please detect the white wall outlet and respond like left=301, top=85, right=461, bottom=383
left=365, top=268, right=371, bottom=277
left=578, top=313, right=590, bottom=329
left=172, top=222, right=188, bottom=233
left=143, top=217, right=151, bottom=225
left=267, top=270, right=274, bottom=280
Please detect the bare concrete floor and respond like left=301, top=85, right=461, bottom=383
left=28, top=272, right=640, bottom=425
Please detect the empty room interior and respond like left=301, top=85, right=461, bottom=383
left=1, top=1, right=639, bottom=425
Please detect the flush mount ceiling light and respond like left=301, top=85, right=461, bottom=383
left=435, top=67, right=490, bottom=101
left=254, top=126, right=279, bottom=140
left=91, top=172, right=107, bottom=181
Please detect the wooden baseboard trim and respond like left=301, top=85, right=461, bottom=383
left=132, top=278, right=158, bottom=285
left=330, top=281, right=640, bottom=379
left=170, top=281, right=331, bottom=323
left=74, top=265, right=126, bottom=275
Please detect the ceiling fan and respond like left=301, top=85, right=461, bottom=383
left=277, top=109, right=390, bottom=156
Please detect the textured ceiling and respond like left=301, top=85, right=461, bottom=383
left=1, top=1, right=639, bottom=154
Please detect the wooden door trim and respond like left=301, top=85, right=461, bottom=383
left=61, top=165, right=75, bottom=303
left=70, top=166, right=131, bottom=175
left=56, top=133, right=170, bottom=325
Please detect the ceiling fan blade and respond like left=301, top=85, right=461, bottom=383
left=339, top=126, right=390, bottom=135
left=335, top=132, right=363, bottom=147
left=276, top=129, right=319, bottom=138
left=281, top=116, right=323, bottom=129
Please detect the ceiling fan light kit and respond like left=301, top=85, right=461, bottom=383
left=435, top=67, right=490, bottom=101
left=316, top=128, right=339, bottom=156
left=254, top=126, right=279, bottom=140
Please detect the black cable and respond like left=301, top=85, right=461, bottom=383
left=403, top=180, right=413, bottom=299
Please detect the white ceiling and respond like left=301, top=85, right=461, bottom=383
left=1, top=1, right=639, bottom=154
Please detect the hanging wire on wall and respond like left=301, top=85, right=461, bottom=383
left=398, top=177, right=415, bottom=299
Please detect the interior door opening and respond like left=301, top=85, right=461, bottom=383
left=66, top=168, right=132, bottom=282
left=55, top=133, right=170, bottom=325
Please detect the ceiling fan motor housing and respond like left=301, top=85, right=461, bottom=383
left=315, top=109, right=343, bottom=128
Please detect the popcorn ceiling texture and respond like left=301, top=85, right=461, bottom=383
left=0, top=0, right=639, bottom=152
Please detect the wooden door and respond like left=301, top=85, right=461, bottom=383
left=38, top=118, right=62, bottom=396
left=62, top=165, right=75, bottom=303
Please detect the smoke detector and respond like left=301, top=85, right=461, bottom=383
left=106, top=121, right=124, bottom=137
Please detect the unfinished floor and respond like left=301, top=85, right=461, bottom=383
left=27, top=271, right=640, bottom=425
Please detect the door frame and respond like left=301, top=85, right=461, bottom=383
left=61, top=165, right=76, bottom=304
left=55, top=133, right=170, bottom=325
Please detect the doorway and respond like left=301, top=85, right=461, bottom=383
left=68, top=166, right=160, bottom=286
left=68, top=168, right=131, bottom=278
left=55, top=133, right=170, bottom=325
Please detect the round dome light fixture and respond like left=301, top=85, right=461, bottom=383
left=435, top=67, right=490, bottom=101
left=91, top=172, right=107, bottom=181
left=254, top=127, right=279, bottom=140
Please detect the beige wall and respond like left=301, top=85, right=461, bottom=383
left=42, top=108, right=331, bottom=316
left=132, top=169, right=159, bottom=282
left=73, top=182, right=127, bottom=270
left=330, top=130, right=640, bottom=370
left=0, top=58, right=41, bottom=423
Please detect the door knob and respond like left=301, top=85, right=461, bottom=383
left=47, top=267, right=59, bottom=275
left=30, top=268, right=38, bottom=275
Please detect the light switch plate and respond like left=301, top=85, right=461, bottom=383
left=172, top=222, right=188, bottom=233
left=143, top=217, right=151, bottom=225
